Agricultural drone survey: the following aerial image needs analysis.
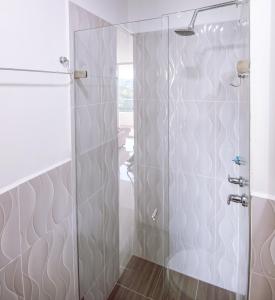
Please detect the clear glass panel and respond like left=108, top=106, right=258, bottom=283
left=74, top=4, right=250, bottom=298
left=74, top=16, right=169, bottom=300
left=167, top=2, right=250, bottom=299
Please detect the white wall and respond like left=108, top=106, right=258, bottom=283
left=250, top=0, right=275, bottom=200
left=0, top=0, right=127, bottom=192
left=0, top=0, right=71, bottom=192
left=72, top=0, right=128, bottom=23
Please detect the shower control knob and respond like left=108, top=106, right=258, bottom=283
left=227, top=194, right=249, bottom=207
left=228, top=175, right=247, bottom=187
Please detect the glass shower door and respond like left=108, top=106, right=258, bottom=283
left=74, top=5, right=250, bottom=299
left=74, top=24, right=119, bottom=300
left=74, top=16, right=169, bottom=300
left=167, top=3, right=250, bottom=299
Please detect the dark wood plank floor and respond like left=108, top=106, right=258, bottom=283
left=108, top=256, right=244, bottom=300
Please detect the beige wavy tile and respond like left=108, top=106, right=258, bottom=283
left=250, top=273, right=275, bottom=300
left=252, top=197, right=275, bottom=275
left=0, top=257, right=24, bottom=300
left=22, top=217, right=76, bottom=300
left=0, top=189, right=20, bottom=269
left=18, top=162, right=72, bottom=253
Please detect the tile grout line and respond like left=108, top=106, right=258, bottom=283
left=116, top=283, right=153, bottom=299
left=17, top=186, right=26, bottom=300
left=0, top=255, right=21, bottom=273
left=149, top=267, right=164, bottom=299
left=195, top=280, right=200, bottom=300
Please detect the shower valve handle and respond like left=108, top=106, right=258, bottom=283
left=227, top=194, right=249, bottom=207
left=228, top=175, right=246, bottom=187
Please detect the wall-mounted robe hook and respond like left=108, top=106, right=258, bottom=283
left=230, top=60, right=250, bottom=87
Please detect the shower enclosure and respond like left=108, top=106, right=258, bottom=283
left=74, top=2, right=250, bottom=299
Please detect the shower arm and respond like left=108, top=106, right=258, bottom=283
left=189, top=0, right=245, bottom=28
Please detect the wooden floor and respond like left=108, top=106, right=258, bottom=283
left=108, top=256, right=244, bottom=300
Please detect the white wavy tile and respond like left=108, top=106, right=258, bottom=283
left=134, top=31, right=168, bottom=102
left=78, top=189, right=104, bottom=298
left=0, top=257, right=24, bottom=300
left=76, top=104, right=102, bottom=153
left=135, top=100, right=168, bottom=169
left=69, top=2, right=108, bottom=34
left=74, top=76, right=102, bottom=107
left=103, top=165, right=119, bottom=297
left=84, top=272, right=105, bottom=300
left=215, top=179, right=239, bottom=291
left=170, top=101, right=215, bottom=177
left=134, top=19, right=249, bottom=294
left=76, top=147, right=103, bottom=204
left=169, top=21, right=246, bottom=102
left=74, top=10, right=119, bottom=298
left=0, top=189, right=20, bottom=269
left=216, top=102, right=239, bottom=180
left=102, top=102, right=118, bottom=144
left=169, top=174, right=215, bottom=282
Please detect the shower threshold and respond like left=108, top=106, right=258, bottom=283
left=108, top=256, right=244, bottom=300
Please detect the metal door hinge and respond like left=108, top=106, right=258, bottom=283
left=74, top=70, right=88, bottom=79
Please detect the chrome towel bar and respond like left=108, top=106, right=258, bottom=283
left=0, top=66, right=72, bottom=75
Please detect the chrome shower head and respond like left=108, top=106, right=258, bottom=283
left=174, top=8, right=198, bottom=37
left=174, top=0, right=243, bottom=37
left=175, top=27, right=195, bottom=36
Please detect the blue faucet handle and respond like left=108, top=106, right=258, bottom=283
left=232, top=155, right=245, bottom=166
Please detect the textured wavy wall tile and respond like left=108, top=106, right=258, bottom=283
left=102, top=77, right=117, bottom=103
left=84, top=272, right=105, bottom=300
left=74, top=12, right=119, bottom=298
left=69, top=2, right=108, bottom=34
left=133, top=34, right=144, bottom=101
left=216, top=102, right=239, bottom=180
left=169, top=22, right=247, bottom=102
left=0, top=257, right=24, bottom=300
left=135, top=100, right=168, bottom=169
left=171, top=101, right=215, bottom=177
left=47, top=163, right=73, bottom=225
left=0, top=189, right=20, bottom=269
left=103, top=150, right=119, bottom=297
left=78, top=189, right=104, bottom=297
left=22, top=217, right=76, bottom=300
left=252, top=197, right=275, bottom=278
left=76, top=105, right=103, bottom=154
left=134, top=28, right=169, bottom=267
left=169, top=174, right=215, bottom=283
left=75, top=76, right=101, bottom=107
left=76, top=147, right=103, bottom=204
left=18, top=162, right=72, bottom=253
left=102, top=140, right=119, bottom=186
left=133, top=19, right=249, bottom=294
left=215, top=180, right=239, bottom=292
left=250, top=273, right=275, bottom=300
left=134, top=31, right=168, bottom=102
left=102, top=102, right=118, bottom=144
left=75, top=29, right=104, bottom=80
left=135, top=166, right=168, bottom=265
